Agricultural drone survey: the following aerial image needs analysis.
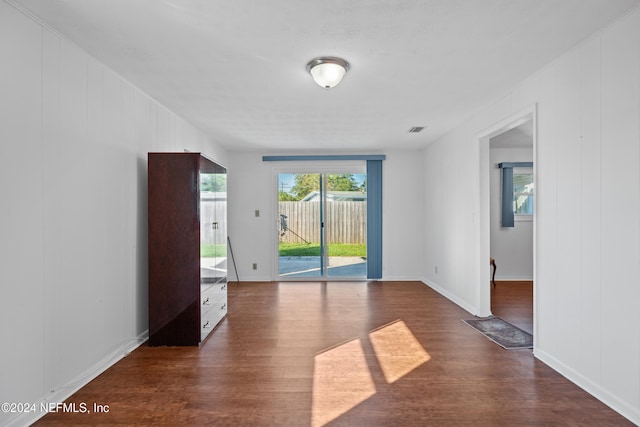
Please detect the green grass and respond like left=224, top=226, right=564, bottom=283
left=201, top=244, right=228, bottom=257
left=202, top=243, right=366, bottom=258
left=279, top=242, right=366, bottom=257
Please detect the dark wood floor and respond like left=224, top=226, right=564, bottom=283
left=491, top=280, right=534, bottom=334
left=35, top=281, right=632, bottom=426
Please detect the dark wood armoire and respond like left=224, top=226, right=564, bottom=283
left=148, top=152, right=227, bottom=346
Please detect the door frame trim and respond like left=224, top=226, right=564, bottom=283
left=476, top=104, right=537, bottom=322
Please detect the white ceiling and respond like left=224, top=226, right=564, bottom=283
left=10, top=0, right=640, bottom=152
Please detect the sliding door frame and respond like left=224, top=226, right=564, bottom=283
left=271, top=161, right=367, bottom=281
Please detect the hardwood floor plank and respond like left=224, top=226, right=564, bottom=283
left=491, top=280, right=534, bottom=334
left=33, top=281, right=631, bottom=426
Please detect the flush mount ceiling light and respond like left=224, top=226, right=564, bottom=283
left=306, top=57, right=350, bottom=89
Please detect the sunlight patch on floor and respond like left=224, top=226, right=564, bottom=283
left=311, top=320, right=431, bottom=426
left=369, top=320, right=431, bottom=383
left=311, top=338, right=376, bottom=427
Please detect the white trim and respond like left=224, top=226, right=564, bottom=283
left=421, top=280, right=478, bottom=316
left=494, top=276, right=534, bottom=281
left=534, top=349, right=640, bottom=425
left=382, top=275, right=424, bottom=281
left=476, top=104, right=537, bottom=321
left=6, top=331, right=148, bottom=427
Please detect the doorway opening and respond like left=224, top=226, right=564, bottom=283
left=277, top=172, right=367, bottom=279
left=478, top=105, right=536, bottom=339
left=488, top=119, right=534, bottom=334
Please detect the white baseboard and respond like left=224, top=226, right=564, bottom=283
left=417, top=280, right=638, bottom=424
left=6, top=330, right=149, bottom=427
left=242, top=276, right=426, bottom=282
left=380, top=275, right=424, bottom=281
left=534, top=348, right=640, bottom=425
left=494, top=276, right=533, bottom=281
left=420, top=278, right=477, bottom=316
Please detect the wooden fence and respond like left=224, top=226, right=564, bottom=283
left=200, top=200, right=227, bottom=245
left=278, top=201, right=366, bottom=244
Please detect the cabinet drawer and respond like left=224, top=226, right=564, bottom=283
left=201, top=282, right=227, bottom=308
left=201, top=294, right=227, bottom=341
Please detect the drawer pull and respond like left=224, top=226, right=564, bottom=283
left=203, top=297, right=210, bottom=305
left=203, top=321, right=211, bottom=329
left=221, top=284, right=226, bottom=290
left=221, top=303, right=226, bottom=310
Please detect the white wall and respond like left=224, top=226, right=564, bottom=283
left=382, top=152, right=424, bottom=280
left=489, top=147, right=534, bottom=281
left=3, top=0, right=638, bottom=423
left=227, top=152, right=274, bottom=280
left=0, top=3, right=228, bottom=426
left=422, top=8, right=640, bottom=424
left=227, top=151, right=424, bottom=281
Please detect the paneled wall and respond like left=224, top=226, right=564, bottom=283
left=598, top=11, right=640, bottom=411
left=0, top=3, right=227, bottom=426
left=423, top=9, right=640, bottom=424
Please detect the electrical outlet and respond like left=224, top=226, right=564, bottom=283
left=252, top=263, right=257, bottom=270
left=435, top=266, right=438, bottom=274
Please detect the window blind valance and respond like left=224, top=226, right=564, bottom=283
left=262, top=155, right=386, bottom=161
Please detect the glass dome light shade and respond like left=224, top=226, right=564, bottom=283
left=306, top=57, right=350, bottom=89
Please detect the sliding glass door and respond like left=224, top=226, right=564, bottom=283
left=278, top=173, right=323, bottom=277
left=325, top=174, right=367, bottom=276
left=278, top=172, right=367, bottom=278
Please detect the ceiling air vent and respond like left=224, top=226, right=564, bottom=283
left=408, top=126, right=425, bottom=133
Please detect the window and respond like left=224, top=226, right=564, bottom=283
left=513, top=169, right=534, bottom=217
left=498, top=162, right=533, bottom=227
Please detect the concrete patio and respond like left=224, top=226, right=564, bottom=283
left=278, top=256, right=367, bottom=277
